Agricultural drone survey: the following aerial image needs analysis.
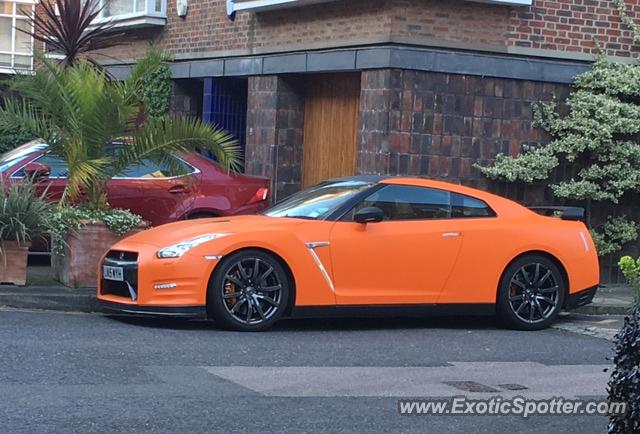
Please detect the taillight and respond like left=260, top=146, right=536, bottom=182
left=247, top=187, right=269, bottom=205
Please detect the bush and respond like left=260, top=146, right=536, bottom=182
left=133, top=49, right=173, bottom=120
left=608, top=306, right=640, bottom=434
left=476, top=0, right=640, bottom=256
left=49, top=206, right=145, bottom=256
left=619, top=256, right=640, bottom=304
left=0, top=122, right=34, bottom=155
left=0, top=180, right=52, bottom=245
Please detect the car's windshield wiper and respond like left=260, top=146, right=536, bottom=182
left=283, top=215, right=317, bottom=220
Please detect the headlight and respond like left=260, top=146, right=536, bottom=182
left=156, top=233, right=231, bottom=259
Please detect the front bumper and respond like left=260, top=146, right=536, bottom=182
left=97, top=243, right=220, bottom=312
left=99, top=300, right=207, bottom=318
left=565, top=285, right=598, bottom=310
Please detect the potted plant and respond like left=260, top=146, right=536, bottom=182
left=0, top=181, right=52, bottom=285
left=49, top=206, right=147, bottom=288
left=0, top=0, right=241, bottom=287
left=0, top=57, right=240, bottom=287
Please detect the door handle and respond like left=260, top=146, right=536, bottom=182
left=168, top=184, right=188, bottom=194
left=441, top=232, right=461, bottom=237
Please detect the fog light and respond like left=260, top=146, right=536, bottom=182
left=154, top=283, right=177, bottom=289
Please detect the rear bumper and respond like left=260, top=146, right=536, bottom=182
left=565, top=285, right=598, bottom=310
left=99, top=300, right=207, bottom=318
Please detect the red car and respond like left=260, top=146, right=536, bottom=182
left=0, top=141, right=271, bottom=225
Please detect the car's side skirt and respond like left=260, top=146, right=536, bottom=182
left=290, top=303, right=496, bottom=319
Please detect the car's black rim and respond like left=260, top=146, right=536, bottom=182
left=508, top=263, right=560, bottom=324
left=221, top=257, right=283, bottom=325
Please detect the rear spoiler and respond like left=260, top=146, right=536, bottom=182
left=528, top=206, right=585, bottom=221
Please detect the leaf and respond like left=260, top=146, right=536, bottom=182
left=18, top=0, right=122, bottom=67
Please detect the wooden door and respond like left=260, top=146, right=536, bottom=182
left=302, top=73, right=360, bottom=187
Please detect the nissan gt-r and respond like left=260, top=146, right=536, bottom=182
left=97, top=176, right=599, bottom=331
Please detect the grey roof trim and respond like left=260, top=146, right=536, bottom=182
left=106, top=44, right=591, bottom=84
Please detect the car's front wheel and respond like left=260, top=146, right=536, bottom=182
left=496, top=255, right=565, bottom=331
left=207, top=249, right=290, bottom=331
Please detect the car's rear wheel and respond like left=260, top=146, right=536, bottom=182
left=496, top=255, right=565, bottom=331
left=207, top=249, right=290, bottom=331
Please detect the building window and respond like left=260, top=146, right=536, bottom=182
left=93, top=0, right=168, bottom=28
left=0, top=0, right=34, bottom=73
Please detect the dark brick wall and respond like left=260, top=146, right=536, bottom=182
left=169, top=79, right=203, bottom=119
left=358, top=69, right=571, bottom=205
left=245, top=75, right=304, bottom=202
left=357, top=68, right=635, bottom=283
left=244, top=69, right=630, bottom=283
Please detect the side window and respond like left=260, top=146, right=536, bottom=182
left=12, top=153, right=69, bottom=178
left=116, top=157, right=193, bottom=179
left=350, top=185, right=451, bottom=221
left=451, top=192, right=496, bottom=218
left=345, top=185, right=495, bottom=221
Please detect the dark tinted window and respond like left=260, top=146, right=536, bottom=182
left=13, top=153, right=193, bottom=179
left=347, top=185, right=495, bottom=221
left=451, top=193, right=495, bottom=218
left=116, top=158, right=193, bottom=178
left=13, top=153, right=68, bottom=178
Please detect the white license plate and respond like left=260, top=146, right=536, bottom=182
left=103, top=265, right=124, bottom=281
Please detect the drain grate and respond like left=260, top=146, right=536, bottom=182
left=443, top=381, right=500, bottom=393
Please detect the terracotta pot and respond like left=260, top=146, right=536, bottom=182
left=52, top=222, right=147, bottom=288
left=0, top=241, right=31, bottom=286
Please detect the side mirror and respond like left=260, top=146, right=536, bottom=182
left=354, top=206, right=384, bottom=224
left=23, top=162, right=51, bottom=180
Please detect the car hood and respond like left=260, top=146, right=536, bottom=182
left=120, top=215, right=306, bottom=247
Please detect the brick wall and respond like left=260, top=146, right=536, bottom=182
left=93, top=0, right=392, bottom=60
left=390, top=0, right=511, bottom=47
left=390, top=0, right=639, bottom=58
left=245, top=75, right=304, bottom=202
left=357, top=69, right=570, bottom=204
left=356, top=68, right=633, bottom=283
left=508, top=0, right=640, bottom=57
left=169, top=79, right=202, bottom=118
left=90, top=0, right=638, bottom=62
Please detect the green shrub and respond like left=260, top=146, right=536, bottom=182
left=0, top=121, right=34, bottom=155
left=619, top=256, right=640, bottom=305
left=592, top=219, right=639, bottom=257
left=50, top=206, right=145, bottom=255
left=476, top=0, right=640, bottom=256
left=0, top=180, right=52, bottom=245
left=133, top=49, right=173, bottom=120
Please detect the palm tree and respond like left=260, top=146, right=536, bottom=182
left=0, top=56, right=241, bottom=210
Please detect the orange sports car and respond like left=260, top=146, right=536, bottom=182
left=97, top=176, right=599, bottom=331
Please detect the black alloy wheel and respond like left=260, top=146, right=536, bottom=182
left=497, top=254, right=565, bottom=331
left=207, top=249, right=290, bottom=331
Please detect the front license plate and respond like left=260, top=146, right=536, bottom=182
left=103, top=265, right=124, bottom=281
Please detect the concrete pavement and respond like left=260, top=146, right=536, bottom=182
left=0, top=308, right=617, bottom=433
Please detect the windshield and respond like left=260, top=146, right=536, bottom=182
left=264, top=180, right=375, bottom=220
left=0, top=140, right=47, bottom=174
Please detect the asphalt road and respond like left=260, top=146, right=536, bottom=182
left=0, top=309, right=616, bottom=434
